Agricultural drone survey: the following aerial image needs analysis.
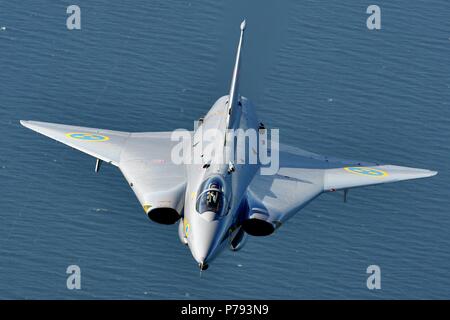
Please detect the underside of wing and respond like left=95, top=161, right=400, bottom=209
left=118, top=131, right=190, bottom=223
left=21, top=120, right=189, bottom=223
left=323, top=165, right=437, bottom=191
left=275, top=143, right=437, bottom=190
left=21, top=120, right=130, bottom=166
left=247, top=143, right=437, bottom=233
left=247, top=167, right=324, bottom=230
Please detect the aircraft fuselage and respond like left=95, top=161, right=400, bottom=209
left=182, top=95, right=260, bottom=269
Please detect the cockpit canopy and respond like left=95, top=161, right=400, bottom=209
left=196, top=176, right=229, bottom=218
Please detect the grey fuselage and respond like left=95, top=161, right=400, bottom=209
left=180, top=94, right=260, bottom=269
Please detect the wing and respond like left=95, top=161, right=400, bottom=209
left=20, top=120, right=129, bottom=166
left=21, top=120, right=188, bottom=214
left=118, top=131, right=189, bottom=215
left=247, top=143, right=437, bottom=228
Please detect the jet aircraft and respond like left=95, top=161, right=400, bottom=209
left=21, top=20, right=437, bottom=270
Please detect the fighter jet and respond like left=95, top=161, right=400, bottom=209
left=21, top=20, right=437, bottom=270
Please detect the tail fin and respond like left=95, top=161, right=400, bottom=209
left=226, top=20, right=246, bottom=129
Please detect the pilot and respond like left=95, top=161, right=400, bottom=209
left=206, top=183, right=220, bottom=209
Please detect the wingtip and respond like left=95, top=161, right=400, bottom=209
left=20, top=120, right=40, bottom=130
left=418, top=169, right=438, bottom=178
left=413, top=168, right=438, bottom=178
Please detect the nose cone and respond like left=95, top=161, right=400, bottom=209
left=188, top=214, right=228, bottom=267
left=190, top=222, right=220, bottom=264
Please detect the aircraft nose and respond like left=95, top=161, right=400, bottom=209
left=199, top=262, right=209, bottom=271
left=191, top=229, right=218, bottom=264
left=189, top=217, right=227, bottom=267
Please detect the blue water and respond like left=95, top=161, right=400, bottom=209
left=0, top=0, right=449, bottom=299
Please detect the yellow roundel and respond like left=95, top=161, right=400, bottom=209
left=344, top=167, right=388, bottom=178
left=66, top=132, right=110, bottom=142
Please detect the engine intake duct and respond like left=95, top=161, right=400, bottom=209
left=147, top=207, right=181, bottom=225
left=242, top=218, right=275, bottom=236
